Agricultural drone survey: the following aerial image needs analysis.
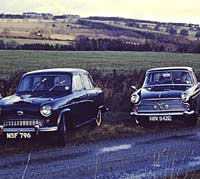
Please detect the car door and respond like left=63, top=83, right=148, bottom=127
left=70, top=74, right=89, bottom=126
left=81, top=73, right=103, bottom=120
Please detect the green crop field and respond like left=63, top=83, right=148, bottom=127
left=0, top=50, right=200, bottom=78
left=0, top=37, right=71, bottom=45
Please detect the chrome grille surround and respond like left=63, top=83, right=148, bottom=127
left=3, top=119, right=43, bottom=127
left=138, top=98, right=187, bottom=113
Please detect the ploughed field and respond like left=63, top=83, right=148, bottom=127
left=0, top=50, right=200, bottom=77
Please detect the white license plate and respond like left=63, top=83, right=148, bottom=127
left=149, top=116, right=172, bottom=122
left=6, top=132, right=32, bottom=139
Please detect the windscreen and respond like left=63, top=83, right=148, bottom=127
left=143, top=70, right=193, bottom=86
left=18, top=74, right=72, bottom=92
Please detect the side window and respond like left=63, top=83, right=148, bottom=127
left=73, top=74, right=84, bottom=91
left=192, top=71, right=198, bottom=85
left=88, top=75, right=95, bottom=88
left=82, top=74, right=92, bottom=90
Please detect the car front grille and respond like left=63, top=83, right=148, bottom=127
left=3, top=119, right=43, bottom=127
left=138, top=99, right=187, bottom=113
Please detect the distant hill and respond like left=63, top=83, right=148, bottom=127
left=0, top=13, right=200, bottom=52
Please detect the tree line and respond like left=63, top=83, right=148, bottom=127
left=0, top=37, right=200, bottom=53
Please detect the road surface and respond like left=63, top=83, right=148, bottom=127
left=1, top=127, right=200, bottom=179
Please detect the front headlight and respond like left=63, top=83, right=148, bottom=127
left=181, top=92, right=190, bottom=102
left=40, top=104, right=52, bottom=117
left=131, top=94, right=140, bottom=104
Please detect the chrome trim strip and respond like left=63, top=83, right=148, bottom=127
left=131, top=110, right=195, bottom=116
left=39, top=126, right=58, bottom=132
left=1, top=126, right=58, bottom=133
left=57, top=108, right=71, bottom=127
left=141, top=98, right=180, bottom=101
left=75, top=118, right=95, bottom=128
left=138, top=109, right=185, bottom=113
left=143, top=84, right=193, bottom=87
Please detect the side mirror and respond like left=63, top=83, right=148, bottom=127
left=131, top=85, right=137, bottom=91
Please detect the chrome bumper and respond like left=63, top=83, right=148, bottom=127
left=0, top=125, right=58, bottom=136
left=130, top=110, right=195, bottom=116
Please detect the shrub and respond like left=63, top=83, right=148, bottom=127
left=180, top=29, right=189, bottom=36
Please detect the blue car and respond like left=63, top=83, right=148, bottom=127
left=0, top=68, right=107, bottom=146
left=130, top=67, right=200, bottom=126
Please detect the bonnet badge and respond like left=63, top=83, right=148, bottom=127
left=17, top=111, right=24, bottom=116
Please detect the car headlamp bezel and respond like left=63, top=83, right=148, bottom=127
left=131, top=94, right=140, bottom=104
left=40, top=104, right=52, bottom=117
left=181, top=92, right=190, bottom=103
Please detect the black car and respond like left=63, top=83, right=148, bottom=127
left=0, top=68, right=107, bottom=146
left=130, top=67, right=200, bottom=126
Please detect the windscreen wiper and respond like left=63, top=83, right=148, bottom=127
left=49, top=80, right=66, bottom=92
left=32, top=78, right=47, bottom=92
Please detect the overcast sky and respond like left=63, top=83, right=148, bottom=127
left=1, top=0, right=200, bottom=24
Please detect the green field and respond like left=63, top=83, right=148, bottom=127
left=0, top=37, right=71, bottom=45
left=0, top=50, right=200, bottom=78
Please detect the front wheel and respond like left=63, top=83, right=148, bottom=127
left=0, top=135, right=5, bottom=145
left=185, top=116, right=198, bottom=127
left=57, top=117, right=67, bottom=147
left=96, top=109, right=102, bottom=127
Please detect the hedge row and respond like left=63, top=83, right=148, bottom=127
left=0, top=69, right=145, bottom=112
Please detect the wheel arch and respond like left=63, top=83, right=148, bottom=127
left=57, top=108, right=71, bottom=128
left=98, top=105, right=109, bottom=113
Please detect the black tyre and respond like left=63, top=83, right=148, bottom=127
left=186, top=117, right=198, bottom=127
left=0, top=135, right=5, bottom=145
left=57, top=117, right=67, bottom=147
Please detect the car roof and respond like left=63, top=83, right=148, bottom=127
left=147, top=67, right=193, bottom=73
left=24, top=68, right=88, bottom=76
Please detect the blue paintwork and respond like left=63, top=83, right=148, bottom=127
left=139, top=88, right=184, bottom=100
left=131, top=67, right=200, bottom=124
left=0, top=68, right=105, bottom=129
